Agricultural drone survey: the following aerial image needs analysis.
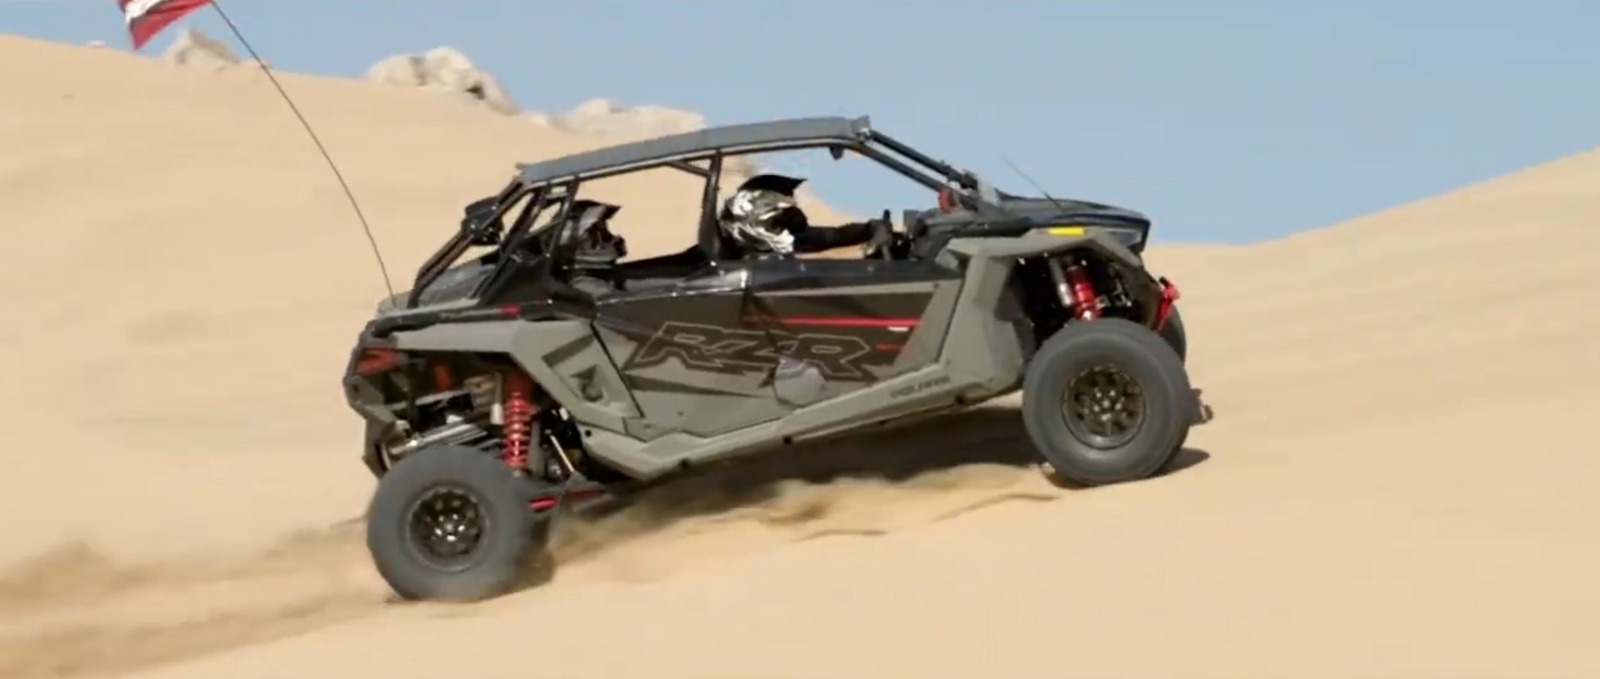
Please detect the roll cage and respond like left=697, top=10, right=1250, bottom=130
left=406, top=115, right=1008, bottom=309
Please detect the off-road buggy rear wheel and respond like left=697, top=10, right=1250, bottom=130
left=1022, top=318, right=1192, bottom=486
left=366, top=444, right=553, bottom=602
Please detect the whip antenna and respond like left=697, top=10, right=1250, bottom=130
left=1000, top=155, right=1071, bottom=216
left=207, top=1, right=397, bottom=299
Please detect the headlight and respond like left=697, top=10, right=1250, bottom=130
left=1035, top=225, right=1145, bottom=250
left=1101, top=227, right=1145, bottom=250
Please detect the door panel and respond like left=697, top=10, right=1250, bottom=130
left=592, top=265, right=786, bottom=439
left=746, top=259, right=961, bottom=408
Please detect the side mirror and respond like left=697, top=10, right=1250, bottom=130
left=828, top=145, right=845, bottom=161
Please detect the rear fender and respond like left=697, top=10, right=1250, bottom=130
left=387, top=319, right=638, bottom=434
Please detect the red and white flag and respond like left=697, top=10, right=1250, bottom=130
left=119, top=0, right=212, bottom=50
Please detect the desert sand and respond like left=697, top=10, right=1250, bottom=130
left=2, top=32, right=1599, bottom=679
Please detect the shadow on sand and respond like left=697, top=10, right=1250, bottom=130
left=547, top=405, right=1212, bottom=562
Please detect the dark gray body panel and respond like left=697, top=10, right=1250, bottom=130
left=383, top=229, right=1143, bottom=481
left=357, top=110, right=1184, bottom=484
left=390, top=320, right=641, bottom=434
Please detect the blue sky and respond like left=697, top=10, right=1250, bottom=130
left=8, top=1, right=1600, bottom=244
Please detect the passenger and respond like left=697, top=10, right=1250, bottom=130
left=563, top=200, right=628, bottom=295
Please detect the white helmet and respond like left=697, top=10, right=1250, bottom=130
left=719, top=174, right=806, bottom=256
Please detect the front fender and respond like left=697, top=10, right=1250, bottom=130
left=943, top=229, right=1146, bottom=271
left=942, top=229, right=1167, bottom=326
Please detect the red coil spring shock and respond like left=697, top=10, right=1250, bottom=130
left=501, top=370, right=537, bottom=471
left=1066, top=264, right=1102, bottom=320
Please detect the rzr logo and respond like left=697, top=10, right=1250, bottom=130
left=622, top=321, right=875, bottom=381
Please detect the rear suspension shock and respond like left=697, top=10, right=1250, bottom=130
left=501, top=370, right=538, bottom=472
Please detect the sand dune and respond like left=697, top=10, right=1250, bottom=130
left=3, top=32, right=1599, bottom=679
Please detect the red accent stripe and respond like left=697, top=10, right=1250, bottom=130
left=752, top=316, right=920, bottom=328
left=529, top=487, right=607, bottom=511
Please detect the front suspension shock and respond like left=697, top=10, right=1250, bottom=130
left=1066, top=264, right=1102, bottom=320
left=1048, top=257, right=1103, bottom=320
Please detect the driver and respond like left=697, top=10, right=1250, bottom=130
left=718, top=174, right=891, bottom=259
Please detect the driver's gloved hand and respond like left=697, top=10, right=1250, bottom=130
left=864, top=218, right=896, bottom=254
left=872, top=208, right=898, bottom=244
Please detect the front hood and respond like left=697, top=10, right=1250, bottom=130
left=915, top=195, right=1152, bottom=252
left=995, top=196, right=1150, bottom=227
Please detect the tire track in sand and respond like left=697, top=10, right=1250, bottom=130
left=1, top=406, right=1209, bottom=677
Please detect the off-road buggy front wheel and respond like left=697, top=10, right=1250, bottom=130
left=1021, top=318, right=1192, bottom=486
left=366, top=444, right=553, bottom=602
left=1158, top=305, right=1187, bottom=363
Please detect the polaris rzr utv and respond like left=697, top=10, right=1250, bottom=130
left=341, top=115, right=1209, bottom=602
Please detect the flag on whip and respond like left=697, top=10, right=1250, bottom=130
left=119, top=0, right=213, bottom=50
left=113, top=0, right=399, bottom=296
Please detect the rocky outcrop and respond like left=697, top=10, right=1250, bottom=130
left=365, top=47, right=517, bottom=115
left=530, top=98, right=709, bottom=139
left=161, top=28, right=239, bottom=70
left=527, top=98, right=757, bottom=177
left=361, top=51, right=761, bottom=177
